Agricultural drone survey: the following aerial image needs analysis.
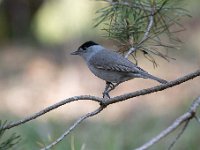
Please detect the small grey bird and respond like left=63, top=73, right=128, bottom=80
left=71, top=41, right=167, bottom=98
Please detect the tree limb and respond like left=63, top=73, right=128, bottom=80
left=41, top=106, right=104, bottom=150
left=1, top=69, right=200, bottom=149
left=103, top=0, right=155, bottom=58
left=135, top=96, right=200, bottom=150
left=2, top=70, right=200, bottom=131
left=105, top=69, right=200, bottom=105
left=195, top=116, right=200, bottom=124
left=2, top=96, right=103, bottom=130
left=167, top=119, right=189, bottom=150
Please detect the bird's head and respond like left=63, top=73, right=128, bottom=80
left=71, top=41, right=102, bottom=60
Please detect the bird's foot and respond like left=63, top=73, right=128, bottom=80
left=103, top=91, right=110, bottom=99
left=108, top=82, right=115, bottom=89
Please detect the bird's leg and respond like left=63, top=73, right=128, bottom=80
left=108, top=82, right=115, bottom=89
left=103, top=82, right=122, bottom=98
left=102, top=81, right=113, bottom=98
left=107, top=82, right=121, bottom=93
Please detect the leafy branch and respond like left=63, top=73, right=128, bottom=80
left=95, top=0, right=190, bottom=65
left=0, top=121, right=21, bottom=150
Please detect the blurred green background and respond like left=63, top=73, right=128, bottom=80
left=0, top=0, right=200, bottom=149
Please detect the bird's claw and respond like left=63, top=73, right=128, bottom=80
left=103, top=91, right=110, bottom=99
left=109, top=82, right=115, bottom=89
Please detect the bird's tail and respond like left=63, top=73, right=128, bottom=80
left=145, top=73, right=168, bottom=84
left=131, top=65, right=168, bottom=84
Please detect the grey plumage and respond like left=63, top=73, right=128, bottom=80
left=71, top=41, right=167, bottom=85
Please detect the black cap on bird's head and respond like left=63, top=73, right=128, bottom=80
left=78, top=41, right=99, bottom=50
left=71, top=41, right=99, bottom=55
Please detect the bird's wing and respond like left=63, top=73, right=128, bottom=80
left=88, top=49, right=167, bottom=84
left=95, top=63, right=134, bottom=72
left=89, top=49, right=144, bottom=73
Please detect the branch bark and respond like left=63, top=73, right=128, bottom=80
left=41, top=106, right=104, bottom=150
left=1, top=69, right=200, bottom=149
left=2, top=69, right=200, bottom=131
left=2, top=96, right=103, bottom=130
left=105, top=69, right=200, bottom=105
left=135, top=96, right=200, bottom=150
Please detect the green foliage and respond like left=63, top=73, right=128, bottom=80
left=0, top=120, right=21, bottom=150
left=95, top=0, right=190, bottom=66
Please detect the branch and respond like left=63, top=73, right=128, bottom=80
left=42, top=73, right=200, bottom=150
left=167, top=119, right=189, bottom=150
left=135, top=96, right=200, bottom=150
left=2, top=70, right=200, bottom=131
left=2, top=96, right=103, bottom=130
left=103, top=0, right=155, bottom=58
left=105, top=69, right=200, bottom=105
left=41, top=106, right=104, bottom=150
left=195, top=116, right=200, bottom=124
left=125, top=7, right=154, bottom=58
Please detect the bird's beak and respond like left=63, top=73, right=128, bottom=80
left=70, top=50, right=79, bottom=55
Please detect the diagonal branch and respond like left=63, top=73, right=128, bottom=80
left=167, top=119, right=190, bottom=150
left=195, top=116, right=200, bottom=124
left=1, top=69, right=199, bottom=149
left=2, top=70, right=200, bottom=131
left=2, top=96, right=103, bottom=130
left=135, top=96, right=200, bottom=150
left=105, top=69, right=200, bottom=105
left=41, top=106, right=104, bottom=150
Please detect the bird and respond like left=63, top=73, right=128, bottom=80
left=71, top=41, right=167, bottom=98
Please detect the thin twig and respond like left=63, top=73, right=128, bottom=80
left=139, top=15, right=154, bottom=45
left=41, top=106, right=104, bottom=150
left=195, top=116, right=200, bottom=124
left=135, top=97, right=200, bottom=150
left=167, top=119, right=190, bottom=150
